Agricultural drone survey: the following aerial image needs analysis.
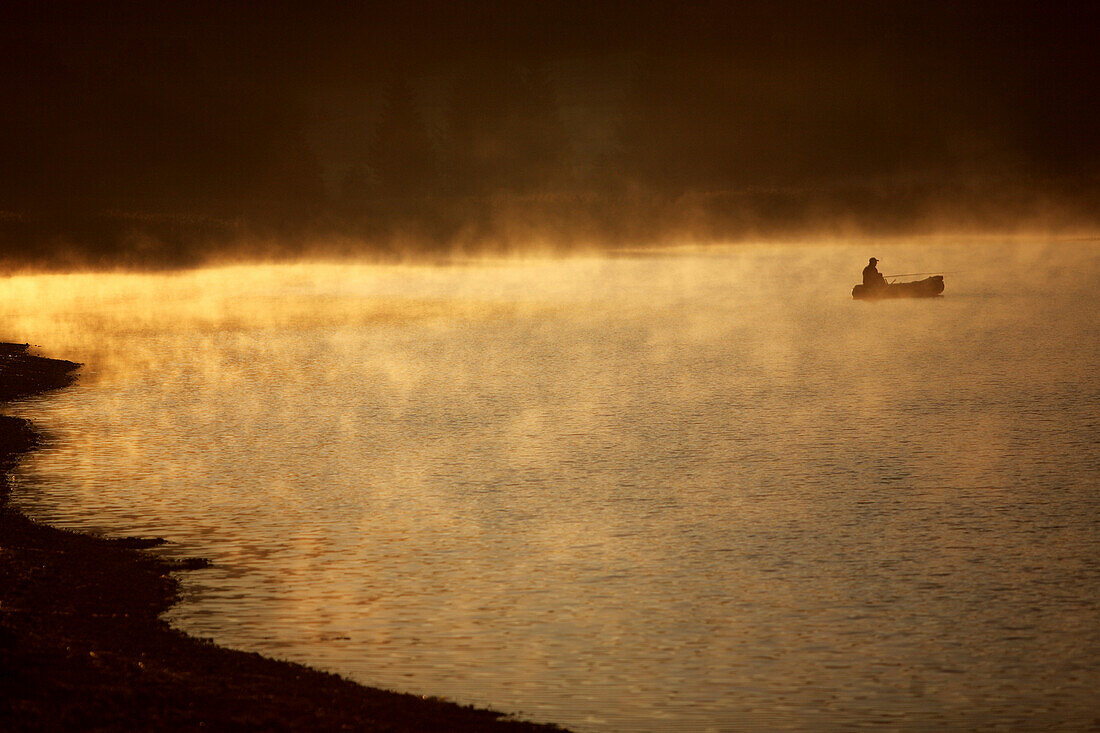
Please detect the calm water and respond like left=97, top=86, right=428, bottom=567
left=5, top=240, right=1099, bottom=731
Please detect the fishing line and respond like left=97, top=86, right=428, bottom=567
left=884, top=271, right=958, bottom=278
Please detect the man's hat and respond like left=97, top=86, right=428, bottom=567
left=869, top=257, right=878, bottom=264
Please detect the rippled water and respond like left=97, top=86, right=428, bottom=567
left=5, top=240, right=1099, bottom=730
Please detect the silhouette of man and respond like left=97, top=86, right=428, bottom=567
left=863, top=257, right=886, bottom=289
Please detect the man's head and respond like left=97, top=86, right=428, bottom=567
left=869, top=257, right=878, bottom=265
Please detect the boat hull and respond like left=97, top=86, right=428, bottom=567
left=852, top=275, right=944, bottom=300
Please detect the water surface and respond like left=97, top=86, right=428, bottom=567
left=5, top=240, right=1099, bottom=730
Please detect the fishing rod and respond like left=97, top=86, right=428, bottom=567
left=884, top=271, right=956, bottom=278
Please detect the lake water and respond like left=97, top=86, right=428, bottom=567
left=5, top=239, right=1099, bottom=730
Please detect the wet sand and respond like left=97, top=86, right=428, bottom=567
left=0, top=343, right=562, bottom=731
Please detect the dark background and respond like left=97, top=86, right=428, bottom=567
left=3, top=1, right=1098, bottom=269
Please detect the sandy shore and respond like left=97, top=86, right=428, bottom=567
left=0, top=343, right=563, bottom=731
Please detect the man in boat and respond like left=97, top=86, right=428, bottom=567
left=862, top=257, right=887, bottom=290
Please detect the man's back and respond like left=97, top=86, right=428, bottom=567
left=863, top=262, right=885, bottom=288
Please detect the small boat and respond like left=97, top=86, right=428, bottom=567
left=852, top=275, right=944, bottom=300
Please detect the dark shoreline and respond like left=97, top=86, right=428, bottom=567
left=0, top=343, right=562, bottom=731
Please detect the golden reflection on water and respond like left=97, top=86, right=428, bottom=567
left=3, top=239, right=1099, bottom=731
left=2, top=261, right=567, bottom=383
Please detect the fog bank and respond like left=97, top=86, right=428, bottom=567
left=3, top=2, right=1098, bottom=269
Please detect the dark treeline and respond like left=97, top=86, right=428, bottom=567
left=2, top=1, right=1098, bottom=269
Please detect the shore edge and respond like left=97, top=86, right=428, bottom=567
left=0, top=343, right=561, bottom=731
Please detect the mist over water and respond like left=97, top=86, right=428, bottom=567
left=5, top=240, right=1099, bottom=730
